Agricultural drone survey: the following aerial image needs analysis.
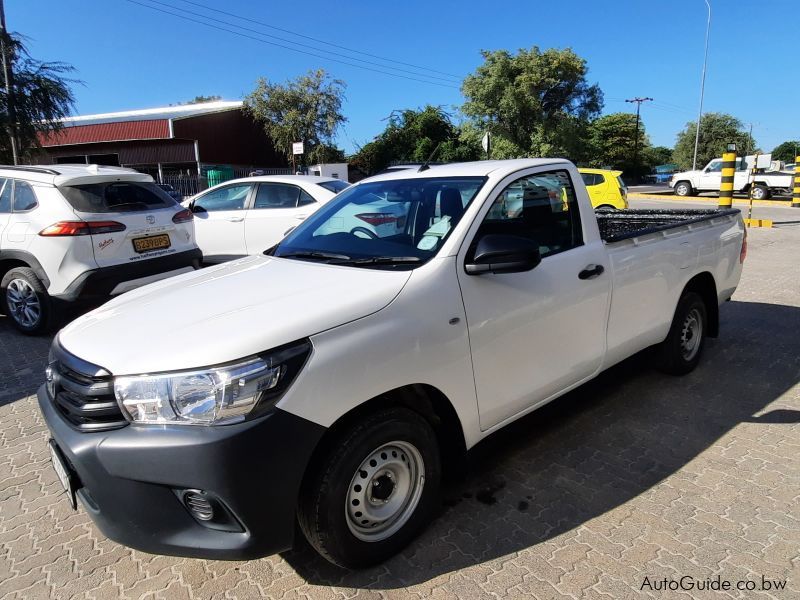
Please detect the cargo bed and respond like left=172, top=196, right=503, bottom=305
left=595, top=208, right=740, bottom=243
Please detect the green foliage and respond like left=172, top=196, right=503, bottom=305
left=586, top=113, right=649, bottom=170
left=244, top=69, right=347, bottom=165
left=461, top=46, right=602, bottom=161
left=645, top=146, right=674, bottom=167
left=0, top=33, right=77, bottom=163
left=672, top=113, right=756, bottom=170
left=771, top=140, right=799, bottom=163
left=186, top=95, right=222, bottom=104
left=350, top=105, right=481, bottom=175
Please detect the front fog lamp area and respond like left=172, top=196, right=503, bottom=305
left=113, top=341, right=310, bottom=425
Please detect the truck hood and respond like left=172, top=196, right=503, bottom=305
left=58, top=255, right=411, bottom=374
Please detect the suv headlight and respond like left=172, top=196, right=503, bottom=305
left=113, top=340, right=311, bottom=425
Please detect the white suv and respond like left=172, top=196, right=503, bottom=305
left=0, top=165, right=201, bottom=334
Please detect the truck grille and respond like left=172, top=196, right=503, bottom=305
left=49, top=343, right=127, bottom=432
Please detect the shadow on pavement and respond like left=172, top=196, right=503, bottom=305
left=0, top=316, right=53, bottom=408
left=282, top=300, right=800, bottom=588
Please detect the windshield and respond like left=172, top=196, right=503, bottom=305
left=60, top=181, right=177, bottom=213
left=274, top=176, right=486, bottom=267
left=317, top=180, right=350, bottom=193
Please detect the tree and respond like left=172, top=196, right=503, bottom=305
left=672, top=113, right=755, bottom=170
left=0, top=33, right=77, bottom=163
left=350, top=105, right=481, bottom=176
left=461, top=47, right=602, bottom=161
left=645, top=145, right=674, bottom=167
left=244, top=69, right=346, bottom=165
left=186, top=95, right=221, bottom=104
left=586, top=113, right=649, bottom=170
left=771, top=140, right=799, bottom=163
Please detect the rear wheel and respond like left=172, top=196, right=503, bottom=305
left=674, top=181, right=692, bottom=197
left=1, top=267, right=53, bottom=335
left=298, top=406, right=441, bottom=568
left=751, top=185, right=770, bottom=200
left=655, top=291, right=707, bottom=375
left=595, top=204, right=617, bottom=211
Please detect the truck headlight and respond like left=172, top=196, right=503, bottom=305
left=113, top=340, right=311, bottom=425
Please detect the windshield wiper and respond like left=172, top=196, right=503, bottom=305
left=347, top=256, right=422, bottom=265
left=276, top=251, right=353, bottom=262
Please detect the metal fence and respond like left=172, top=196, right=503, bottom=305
left=155, top=166, right=293, bottom=199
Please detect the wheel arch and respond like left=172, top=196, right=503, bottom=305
left=681, top=271, right=719, bottom=337
left=301, top=383, right=468, bottom=487
left=0, top=251, right=50, bottom=289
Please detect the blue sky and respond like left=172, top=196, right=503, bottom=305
left=9, top=0, right=798, bottom=155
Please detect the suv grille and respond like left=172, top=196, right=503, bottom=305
left=49, top=344, right=127, bottom=432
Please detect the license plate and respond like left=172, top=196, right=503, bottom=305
left=48, top=440, right=77, bottom=510
left=132, top=234, right=171, bottom=253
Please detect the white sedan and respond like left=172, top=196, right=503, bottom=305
left=186, top=175, right=349, bottom=263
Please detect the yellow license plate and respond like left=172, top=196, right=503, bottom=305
left=132, top=234, right=171, bottom=253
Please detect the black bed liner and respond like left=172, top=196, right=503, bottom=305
left=595, top=208, right=740, bottom=243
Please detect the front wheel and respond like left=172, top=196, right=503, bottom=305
left=655, top=291, right=707, bottom=375
left=298, top=406, right=441, bottom=568
left=674, top=181, right=692, bottom=197
left=1, top=267, right=53, bottom=335
left=751, top=185, right=770, bottom=200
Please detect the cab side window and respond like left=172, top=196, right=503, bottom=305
left=580, top=173, right=603, bottom=187
left=0, top=178, right=10, bottom=213
left=475, top=169, right=583, bottom=259
left=13, top=180, right=38, bottom=211
left=194, top=184, right=251, bottom=212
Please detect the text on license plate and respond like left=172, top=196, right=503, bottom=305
left=132, top=234, right=171, bottom=253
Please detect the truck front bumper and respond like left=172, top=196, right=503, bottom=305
left=37, top=384, right=325, bottom=560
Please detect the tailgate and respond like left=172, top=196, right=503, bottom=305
left=80, top=208, right=195, bottom=268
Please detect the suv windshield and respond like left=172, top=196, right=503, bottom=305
left=60, top=181, right=177, bottom=213
left=274, top=176, right=486, bottom=267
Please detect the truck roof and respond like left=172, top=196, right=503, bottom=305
left=0, top=164, right=153, bottom=186
left=363, top=159, right=573, bottom=182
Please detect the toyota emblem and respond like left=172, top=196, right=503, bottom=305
left=146, top=215, right=156, bottom=224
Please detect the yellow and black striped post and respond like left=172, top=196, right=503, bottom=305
left=718, top=150, right=737, bottom=208
left=792, top=156, right=800, bottom=208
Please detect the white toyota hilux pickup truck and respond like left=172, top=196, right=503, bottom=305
left=39, top=159, right=746, bottom=568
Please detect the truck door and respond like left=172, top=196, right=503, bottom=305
left=697, top=159, right=723, bottom=191
left=456, top=168, right=611, bottom=431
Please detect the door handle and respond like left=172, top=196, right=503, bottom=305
left=578, top=264, right=604, bottom=280
left=226, top=216, right=244, bottom=222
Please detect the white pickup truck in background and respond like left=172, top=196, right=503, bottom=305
left=39, top=159, right=746, bottom=569
left=670, top=155, right=794, bottom=199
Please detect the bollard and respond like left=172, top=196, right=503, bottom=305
left=718, top=150, right=737, bottom=208
left=793, top=156, right=800, bottom=208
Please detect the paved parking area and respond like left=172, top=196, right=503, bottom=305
left=1, top=214, right=799, bottom=599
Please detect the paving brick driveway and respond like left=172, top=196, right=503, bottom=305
left=1, top=223, right=798, bottom=599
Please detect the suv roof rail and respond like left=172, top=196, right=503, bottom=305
left=0, top=165, right=61, bottom=175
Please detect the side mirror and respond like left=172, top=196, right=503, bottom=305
left=190, top=202, right=205, bottom=213
left=465, top=234, right=541, bottom=275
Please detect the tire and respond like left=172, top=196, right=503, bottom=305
left=0, top=267, right=53, bottom=335
left=751, top=185, right=770, bottom=200
left=655, top=291, right=707, bottom=375
left=298, top=406, right=441, bottom=568
left=595, top=204, right=617, bottom=211
left=674, top=181, right=692, bottom=197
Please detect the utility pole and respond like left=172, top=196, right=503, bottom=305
left=625, top=97, right=652, bottom=166
left=0, top=0, right=18, bottom=165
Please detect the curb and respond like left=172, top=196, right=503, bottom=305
left=628, top=193, right=792, bottom=207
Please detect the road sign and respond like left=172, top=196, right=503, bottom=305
left=292, top=142, right=304, bottom=155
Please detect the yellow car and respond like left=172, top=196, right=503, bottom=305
left=578, top=168, right=628, bottom=210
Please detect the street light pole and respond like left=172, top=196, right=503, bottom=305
left=0, top=0, right=18, bottom=165
left=625, top=97, right=653, bottom=165
left=692, top=0, right=712, bottom=171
